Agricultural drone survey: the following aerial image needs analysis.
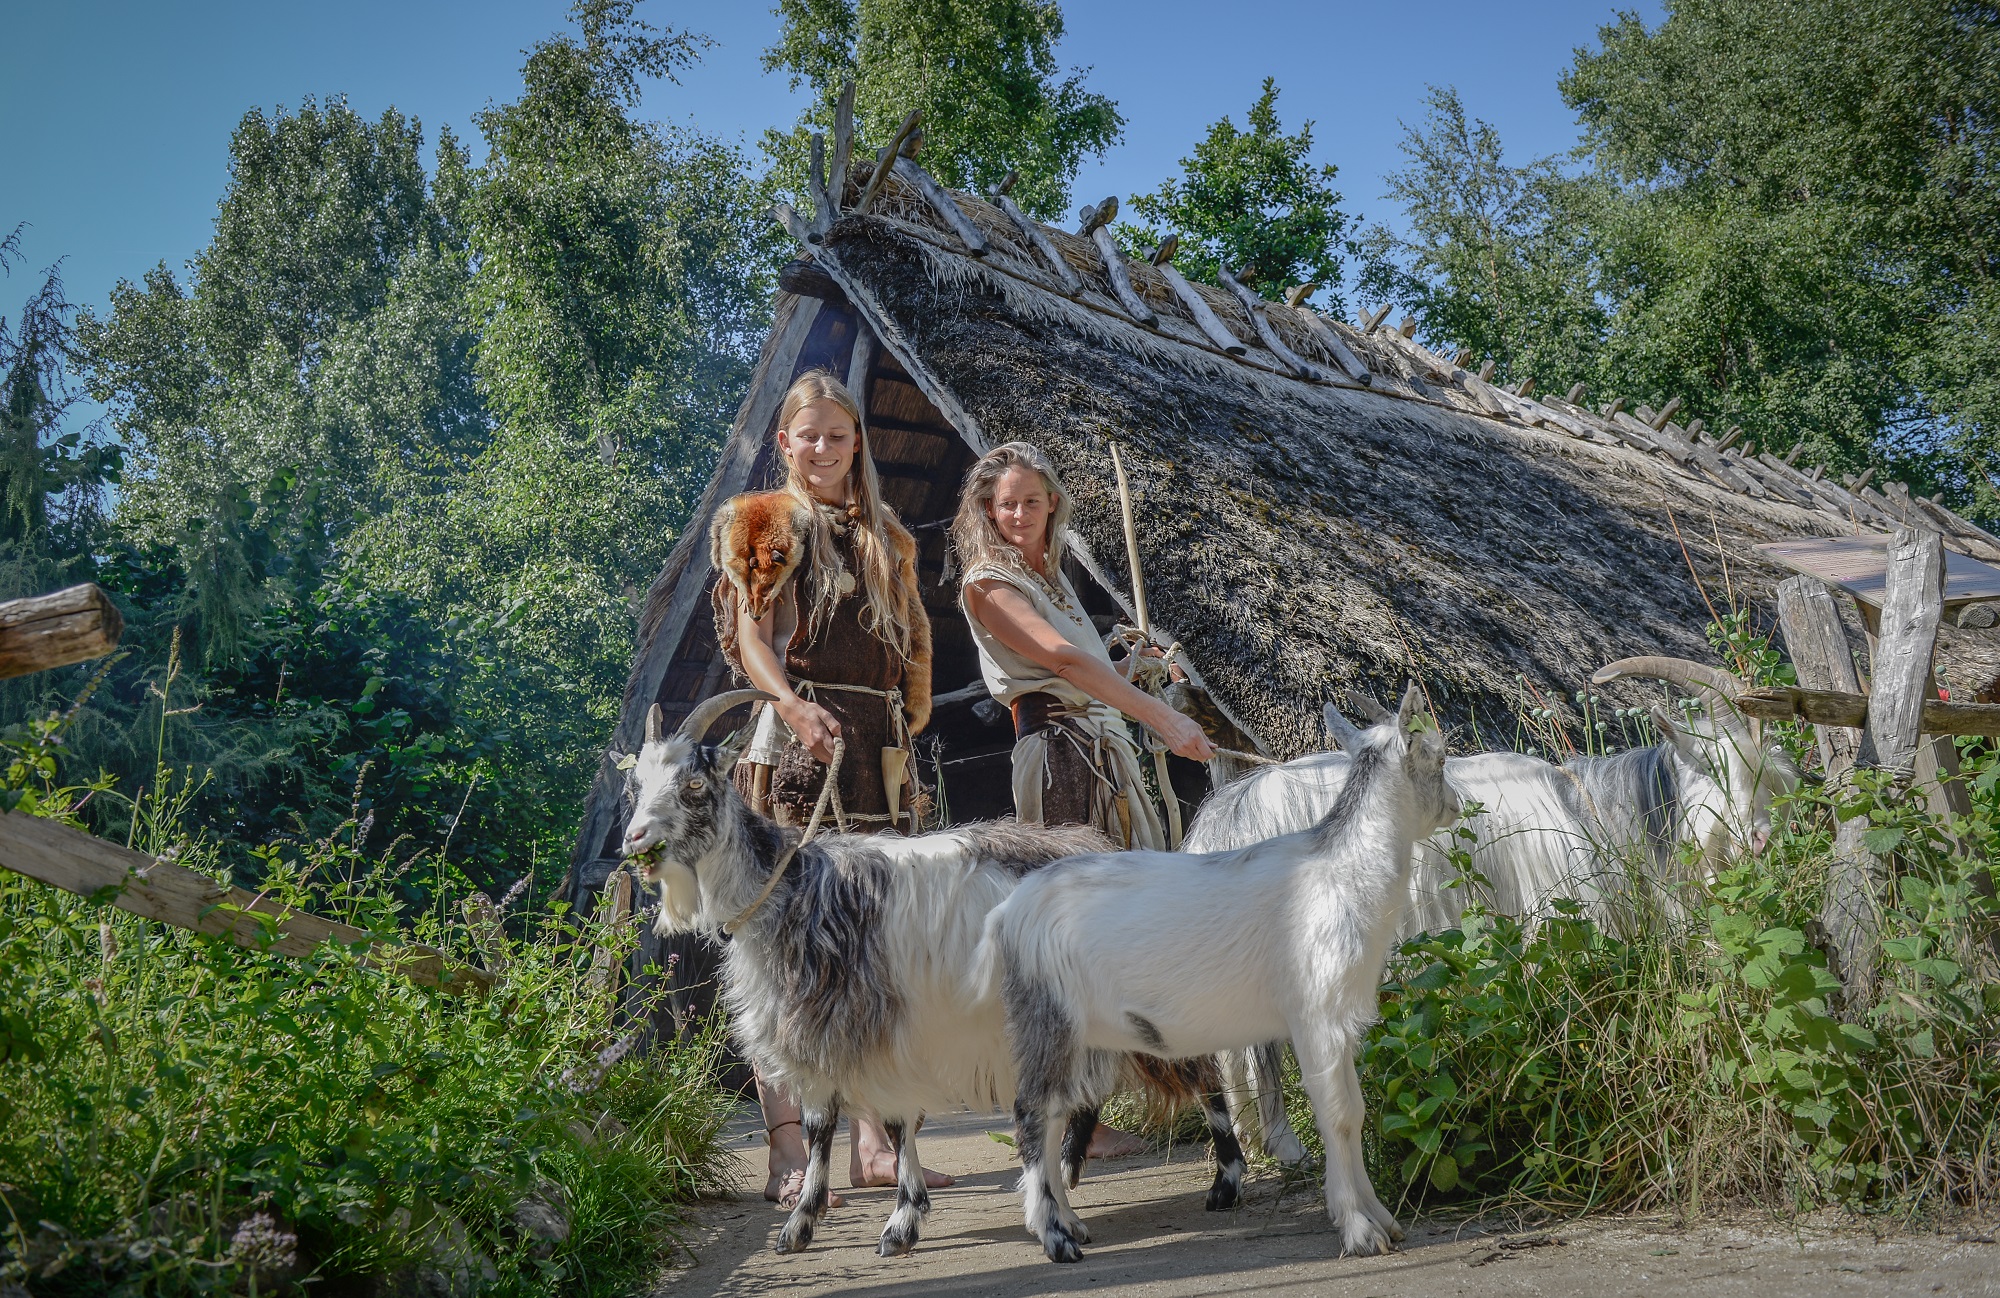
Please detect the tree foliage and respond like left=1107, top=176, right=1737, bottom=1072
left=763, top=0, right=1122, bottom=220
left=1122, top=79, right=1353, bottom=304
left=1357, top=87, right=1607, bottom=392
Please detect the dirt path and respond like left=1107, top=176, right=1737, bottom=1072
left=651, top=1107, right=1998, bottom=1297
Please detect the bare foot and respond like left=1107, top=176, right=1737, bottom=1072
left=1085, top=1122, right=1148, bottom=1159
left=767, top=1167, right=845, bottom=1209
left=848, top=1146, right=956, bottom=1189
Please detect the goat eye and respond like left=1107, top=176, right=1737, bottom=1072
left=686, top=777, right=705, bottom=794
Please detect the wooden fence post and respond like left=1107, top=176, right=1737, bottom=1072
left=1820, top=529, right=1944, bottom=1010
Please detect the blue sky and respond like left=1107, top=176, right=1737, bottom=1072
left=2, top=0, right=1659, bottom=321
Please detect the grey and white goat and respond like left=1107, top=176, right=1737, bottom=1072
left=983, top=687, right=1460, bottom=1262
left=620, top=690, right=1109, bottom=1259
left=1191, top=655, right=1800, bottom=1164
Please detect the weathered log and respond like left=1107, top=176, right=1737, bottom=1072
left=988, top=186, right=1084, bottom=294
left=1149, top=233, right=1179, bottom=265
left=1565, top=382, right=1587, bottom=404
left=1648, top=396, right=1683, bottom=431
left=1398, top=315, right=1418, bottom=338
left=893, top=157, right=988, bottom=257
left=1772, top=580, right=1864, bottom=776
left=0, top=583, right=123, bottom=681
left=1512, top=377, right=1535, bottom=398
left=854, top=110, right=922, bottom=215
left=1283, top=283, right=1316, bottom=307
left=1297, top=311, right=1375, bottom=386
left=829, top=80, right=856, bottom=204
left=588, top=867, right=635, bottom=993
left=1216, top=268, right=1333, bottom=382
left=1155, top=258, right=1246, bottom=355
left=1360, top=304, right=1392, bottom=335
left=1078, top=198, right=1158, bottom=326
left=808, top=132, right=832, bottom=238
left=1785, top=441, right=1805, bottom=466
left=1476, top=358, right=1496, bottom=382
left=0, top=810, right=492, bottom=993
left=777, top=256, right=844, bottom=302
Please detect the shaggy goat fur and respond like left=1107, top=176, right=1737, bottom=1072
left=982, top=691, right=1460, bottom=1262
left=1192, top=692, right=1799, bottom=1166
left=622, top=724, right=1108, bottom=1257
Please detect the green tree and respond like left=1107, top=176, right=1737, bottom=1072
left=1560, top=0, right=1999, bottom=498
left=1121, top=79, right=1353, bottom=303
left=1356, top=86, right=1608, bottom=391
left=763, top=0, right=1122, bottom=220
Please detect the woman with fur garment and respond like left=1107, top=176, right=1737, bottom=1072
left=953, top=440, right=1216, bottom=1158
left=709, top=368, right=945, bottom=1207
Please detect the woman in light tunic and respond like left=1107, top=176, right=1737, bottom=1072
left=954, top=441, right=1214, bottom=1156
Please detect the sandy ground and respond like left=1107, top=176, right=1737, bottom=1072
left=650, top=1106, right=1999, bottom=1297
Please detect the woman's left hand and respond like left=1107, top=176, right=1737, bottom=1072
left=1155, top=710, right=1216, bottom=763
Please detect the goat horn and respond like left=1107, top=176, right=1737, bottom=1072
left=1590, top=656, right=1748, bottom=705
left=645, top=703, right=664, bottom=743
left=676, top=689, right=776, bottom=742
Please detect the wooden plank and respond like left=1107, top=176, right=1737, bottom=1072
left=893, top=158, right=989, bottom=258
left=1729, top=688, right=2000, bottom=737
left=0, top=583, right=123, bottom=680
left=1772, top=579, right=1864, bottom=776
left=1216, top=268, right=1334, bottom=382
left=1155, top=260, right=1246, bottom=355
left=1755, top=533, right=2000, bottom=613
left=1862, top=528, right=1944, bottom=775
left=989, top=188, right=1084, bottom=294
left=0, top=811, right=491, bottom=993
left=588, top=867, right=634, bottom=993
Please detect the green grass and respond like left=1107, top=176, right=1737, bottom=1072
left=0, top=719, right=733, bottom=1297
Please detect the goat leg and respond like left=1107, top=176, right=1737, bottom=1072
left=1059, top=1105, right=1098, bottom=1190
left=1201, top=1088, right=1247, bottom=1210
left=877, top=1116, right=929, bottom=1257
left=775, top=1098, right=842, bottom=1254
left=1245, top=1041, right=1311, bottom=1164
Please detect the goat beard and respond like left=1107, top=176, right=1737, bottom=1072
left=646, top=860, right=703, bottom=935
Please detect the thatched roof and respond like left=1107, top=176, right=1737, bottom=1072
left=566, top=151, right=2000, bottom=897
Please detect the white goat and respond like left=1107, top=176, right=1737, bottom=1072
left=1193, top=655, right=1800, bottom=1165
left=983, top=687, right=1460, bottom=1262
left=620, top=690, right=1126, bottom=1259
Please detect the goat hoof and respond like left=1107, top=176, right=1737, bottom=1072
left=1337, top=1220, right=1393, bottom=1258
left=877, top=1233, right=916, bottom=1258
left=1041, top=1224, right=1084, bottom=1264
left=774, top=1220, right=815, bottom=1254
left=1058, top=1211, right=1090, bottom=1244
left=1206, top=1182, right=1239, bottom=1211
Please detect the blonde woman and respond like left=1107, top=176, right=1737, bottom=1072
left=709, top=368, right=945, bottom=1206
left=954, top=441, right=1214, bottom=1157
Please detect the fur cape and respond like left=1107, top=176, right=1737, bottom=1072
left=710, top=490, right=933, bottom=735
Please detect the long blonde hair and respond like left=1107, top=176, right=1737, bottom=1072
left=950, top=441, right=1074, bottom=586
left=776, top=369, right=913, bottom=654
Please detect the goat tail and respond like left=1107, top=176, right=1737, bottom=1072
left=1123, top=1053, right=1223, bottom=1125
left=968, top=905, right=1008, bottom=1006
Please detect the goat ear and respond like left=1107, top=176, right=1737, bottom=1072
left=1648, top=701, right=1691, bottom=747
left=645, top=703, right=665, bottom=744
left=1395, top=682, right=1422, bottom=732
left=1349, top=693, right=1391, bottom=724
left=1323, top=703, right=1365, bottom=751
left=608, top=749, right=634, bottom=771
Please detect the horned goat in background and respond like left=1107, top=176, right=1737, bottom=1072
left=984, top=686, right=1460, bottom=1262
left=1190, top=655, right=1800, bottom=1165
left=619, top=690, right=1109, bottom=1259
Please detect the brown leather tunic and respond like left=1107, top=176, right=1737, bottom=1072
left=721, top=527, right=910, bottom=827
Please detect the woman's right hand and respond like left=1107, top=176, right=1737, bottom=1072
left=1154, top=710, right=1216, bottom=763
left=779, top=697, right=844, bottom=765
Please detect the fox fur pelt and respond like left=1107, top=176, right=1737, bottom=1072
left=710, top=489, right=932, bottom=734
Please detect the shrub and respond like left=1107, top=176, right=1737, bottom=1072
left=0, top=716, right=729, bottom=1296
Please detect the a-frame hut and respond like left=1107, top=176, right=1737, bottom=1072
left=565, top=133, right=2000, bottom=1033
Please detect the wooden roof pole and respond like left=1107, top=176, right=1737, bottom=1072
left=1149, top=236, right=1246, bottom=356
left=987, top=170, right=1084, bottom=294
left=1078, top=197, right=1158, bottom=327
left=1216, top=268, right=1335, bottom=383
left=894, top=156, right=989, bottom=258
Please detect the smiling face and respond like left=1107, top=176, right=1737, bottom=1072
left=778, top=399, right=858, bottom=504
left=986, top=465, right=1057, bottom=566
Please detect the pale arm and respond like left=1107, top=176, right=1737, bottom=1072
left=964, top=580, right=1215, bottom=761
left=736, top=587, right=843, bottom=764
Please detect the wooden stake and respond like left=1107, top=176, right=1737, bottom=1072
left=1156, top=258, right=1247, bottom=356
left=893, top=157, right=989, bottom=257
left=854, top=110, right=922, bottom=215
left=830, top=82, right=856, bottom=205
left=1109, top=442, right=1183, bottom=850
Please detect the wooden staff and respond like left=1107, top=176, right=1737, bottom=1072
left=1109, top=443, right=1182, bottom=848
